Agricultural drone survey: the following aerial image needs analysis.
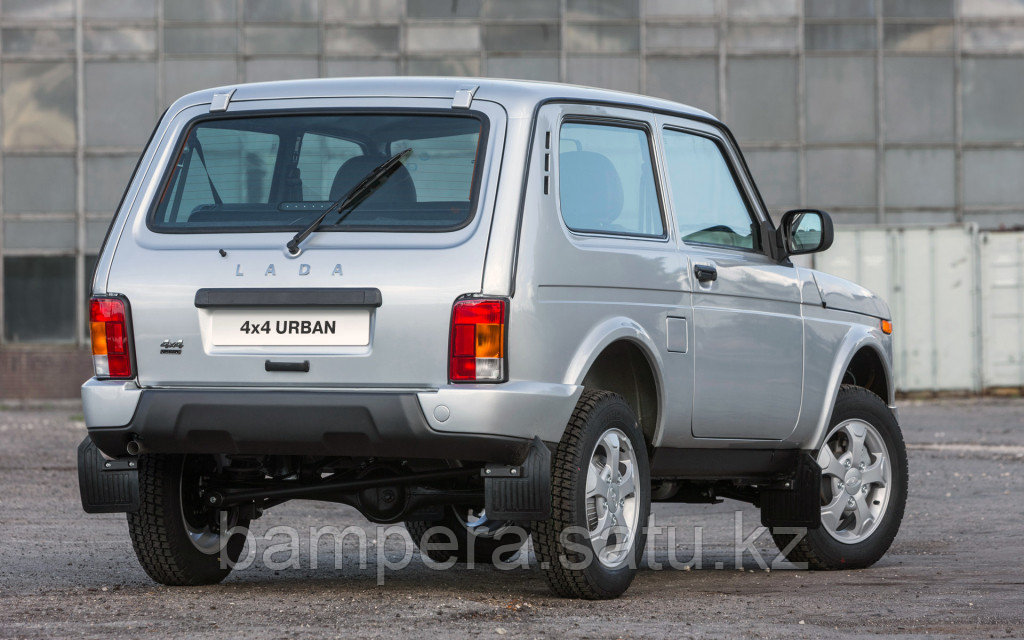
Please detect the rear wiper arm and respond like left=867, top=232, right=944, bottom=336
left=286, top=147, right=413, bottom=255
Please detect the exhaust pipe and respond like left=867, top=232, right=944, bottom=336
left=125, top=439, right=141, bottom=456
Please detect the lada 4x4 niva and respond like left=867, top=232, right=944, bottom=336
left=78, top=78, right=907, bottom=599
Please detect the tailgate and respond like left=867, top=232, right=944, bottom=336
left=111, top=242, right=490, bottom=388
left=99, top=98, right=506, bottom=388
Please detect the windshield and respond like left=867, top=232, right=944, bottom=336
left=149, top=112, right=486, bottom=233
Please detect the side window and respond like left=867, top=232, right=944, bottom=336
left=558, top=121, right=664, bottom=237
left=297, top=133, right=362, bottom=201
left=661, top=128, right=760, bottom=251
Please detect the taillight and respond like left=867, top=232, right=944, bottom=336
left=89, top=297, right=133, bottom=379
left=449, top=298, right=507, bottom=383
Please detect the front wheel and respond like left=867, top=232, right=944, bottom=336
left=772, top=385, right=908, bottom=569
left=533, top=390, right=651, bottom=599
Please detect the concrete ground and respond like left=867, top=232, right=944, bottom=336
left=1, top=398, right=1022, bottom=639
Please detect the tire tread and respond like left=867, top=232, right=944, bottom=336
left=126, top=454, right=237, bottom=586
left=533, top=389, right=634, bottom=599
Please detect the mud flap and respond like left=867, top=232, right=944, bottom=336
left=760, top=452, right=821, bottom=529
left=483, top=436, right=551, bottom=521
left=77, top=437, right=139, bottom=514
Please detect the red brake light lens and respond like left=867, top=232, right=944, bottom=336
left=89, top=297, right=133, bottom=379
left=449, top=298, right=506, bottom=382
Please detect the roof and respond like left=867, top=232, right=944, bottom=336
left=171, top=76, right=718, bottom=122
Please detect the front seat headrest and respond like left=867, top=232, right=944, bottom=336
left=329, top=154, right=417, bottom=205
left=558, top=150, right=624, bottom=230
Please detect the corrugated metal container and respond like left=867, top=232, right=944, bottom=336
left=980, top=232, right=1024, bottom=387
left=814, top=225, right=984, bottom=392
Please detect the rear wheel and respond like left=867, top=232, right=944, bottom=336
left=772, top=385, right=908, bottom=569
left=405, top=507, right=529, bottom=565
left=533, top=390, right=651, bottom=599
left=127, top=454, right=250, bottom=585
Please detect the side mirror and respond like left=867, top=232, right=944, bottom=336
left=777, top=209, right=834, bottom=257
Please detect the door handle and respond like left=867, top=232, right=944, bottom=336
left=694, top=264, right=718, bottom=283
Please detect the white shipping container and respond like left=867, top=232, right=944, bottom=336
left=814, top=225, right=988, bottom=392
left=980, top=232, right=1024, bottom=387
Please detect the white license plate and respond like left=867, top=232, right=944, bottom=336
left=210, top=308, right=370, bottom=346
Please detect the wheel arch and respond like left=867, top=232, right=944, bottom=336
left=808, top=329, right=895, bottom=450
left=565, top=318, right=664, bottom=447
left=843, top=344, right=891, bottom=403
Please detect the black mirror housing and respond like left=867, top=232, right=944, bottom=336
left=777, top=209, right=834, bottom=257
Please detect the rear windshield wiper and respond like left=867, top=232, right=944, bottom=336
left=286, top=147, right=413, bottom=255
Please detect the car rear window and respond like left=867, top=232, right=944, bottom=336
left=149, top=112, right=486, bottom=233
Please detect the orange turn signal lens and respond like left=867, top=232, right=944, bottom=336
left=474, top=323, right=503, bottom=358
left=90, top=321, right=108, bottom=355
left=881, top=319, right=893, bottom=335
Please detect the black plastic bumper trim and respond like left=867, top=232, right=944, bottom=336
left=87, top=389, right=529, bottom=464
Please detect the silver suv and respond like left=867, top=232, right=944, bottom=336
left=78, top=78, right=907, bottom=599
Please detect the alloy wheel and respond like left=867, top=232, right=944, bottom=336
left=816, top=419, right=893, bottom=544
left=585, top=428, right=641, bottom=569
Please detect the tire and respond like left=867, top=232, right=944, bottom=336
left=772, top=385, right=908, bottom=570
left=127, top=454, right=250, bottom=586
left=405, top=507, right=529, bottom=565
left=533, top=390, right=651, bottom=599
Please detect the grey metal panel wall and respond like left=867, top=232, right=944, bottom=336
left=0, top=0, right=1023, bottom=350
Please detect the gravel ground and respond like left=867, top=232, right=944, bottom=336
left=1, top=398, right=1022, bottom=639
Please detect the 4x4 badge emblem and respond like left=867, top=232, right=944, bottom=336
left=160, top=339, right=183, bottom=355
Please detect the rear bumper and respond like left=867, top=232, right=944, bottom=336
left=82, top=379, right=578, bottom=463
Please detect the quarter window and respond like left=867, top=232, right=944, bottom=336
left=662, top=128, right=760, bottom=251
left=558, top=122, right=664, bottom=238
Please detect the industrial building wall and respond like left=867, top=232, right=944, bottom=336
left=1, top=0, right=1023, bottom=397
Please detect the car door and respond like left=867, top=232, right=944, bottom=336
left=657, top=116, right=804, bottom=440
left=514, top=103, right=693, bottom=448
